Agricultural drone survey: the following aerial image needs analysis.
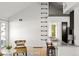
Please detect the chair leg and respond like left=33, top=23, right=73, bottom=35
left=26, top=53, right=27, bottom=56
left=17, top=53, right=18, bottom=56
left=23, top=53, right=24, bottom=55
left=13, top=53, right=15, bottom=56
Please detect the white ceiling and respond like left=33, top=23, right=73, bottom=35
left=0, top=2, right=31, bottom=19
left=63, top=2, right=78, bottom=14
left=1, top=2, right=77, bottom=20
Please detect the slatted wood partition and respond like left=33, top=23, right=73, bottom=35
left=40, top=2, right=49, bottom=41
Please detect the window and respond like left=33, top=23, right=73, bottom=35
left=51, top=24, right=56, bottom=38
left=49, top=23, right=57, bottom=40
left=1, top=23, right=6, bottom=40
left=0, top=22, right=8, bottom=48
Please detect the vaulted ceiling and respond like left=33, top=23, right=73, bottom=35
left=0, top=2, right=78, bottom=20
left=0, top=2, right=31, bottom=19
left=63, top=2, right=78, bottom=14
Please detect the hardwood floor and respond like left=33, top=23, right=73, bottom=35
left=27, top=47, right=46, bottom=56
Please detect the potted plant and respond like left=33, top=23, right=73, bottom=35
left=0, top=52, right=3, bottom=56
left=6, top=45, right=12, bottom=50
left=0, top=44, right=3, bottom=56
left=5, top=45, right=12, bottom=56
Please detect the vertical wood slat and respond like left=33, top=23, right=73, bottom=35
left=40, top=2, right=48, bottom=41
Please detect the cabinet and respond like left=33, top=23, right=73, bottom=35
left=58, top=46, right=76, bottom=56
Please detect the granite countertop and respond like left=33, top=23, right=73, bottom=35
left=51, top=40, right=79, bottom=47
left=57, top=44, right=79, bottom=47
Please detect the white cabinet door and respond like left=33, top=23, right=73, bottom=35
left=75, top=47, right=79, bottom=56
left=58, top=46, right=76, bottom=56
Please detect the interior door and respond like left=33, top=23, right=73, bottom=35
left=62, top=22, right=68, bottom=43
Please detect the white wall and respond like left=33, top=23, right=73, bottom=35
left=9, top=2, right=46, bottom=48
left=48, top=16, right=70, bottom=42
left=74, top=7, right=79, bottom=46
left=74, top=6, right=79, bottom=56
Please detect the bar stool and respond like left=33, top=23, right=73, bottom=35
left=46, top=42, right=55, bottom=56
left=13, top=40, right=27, bottom=56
